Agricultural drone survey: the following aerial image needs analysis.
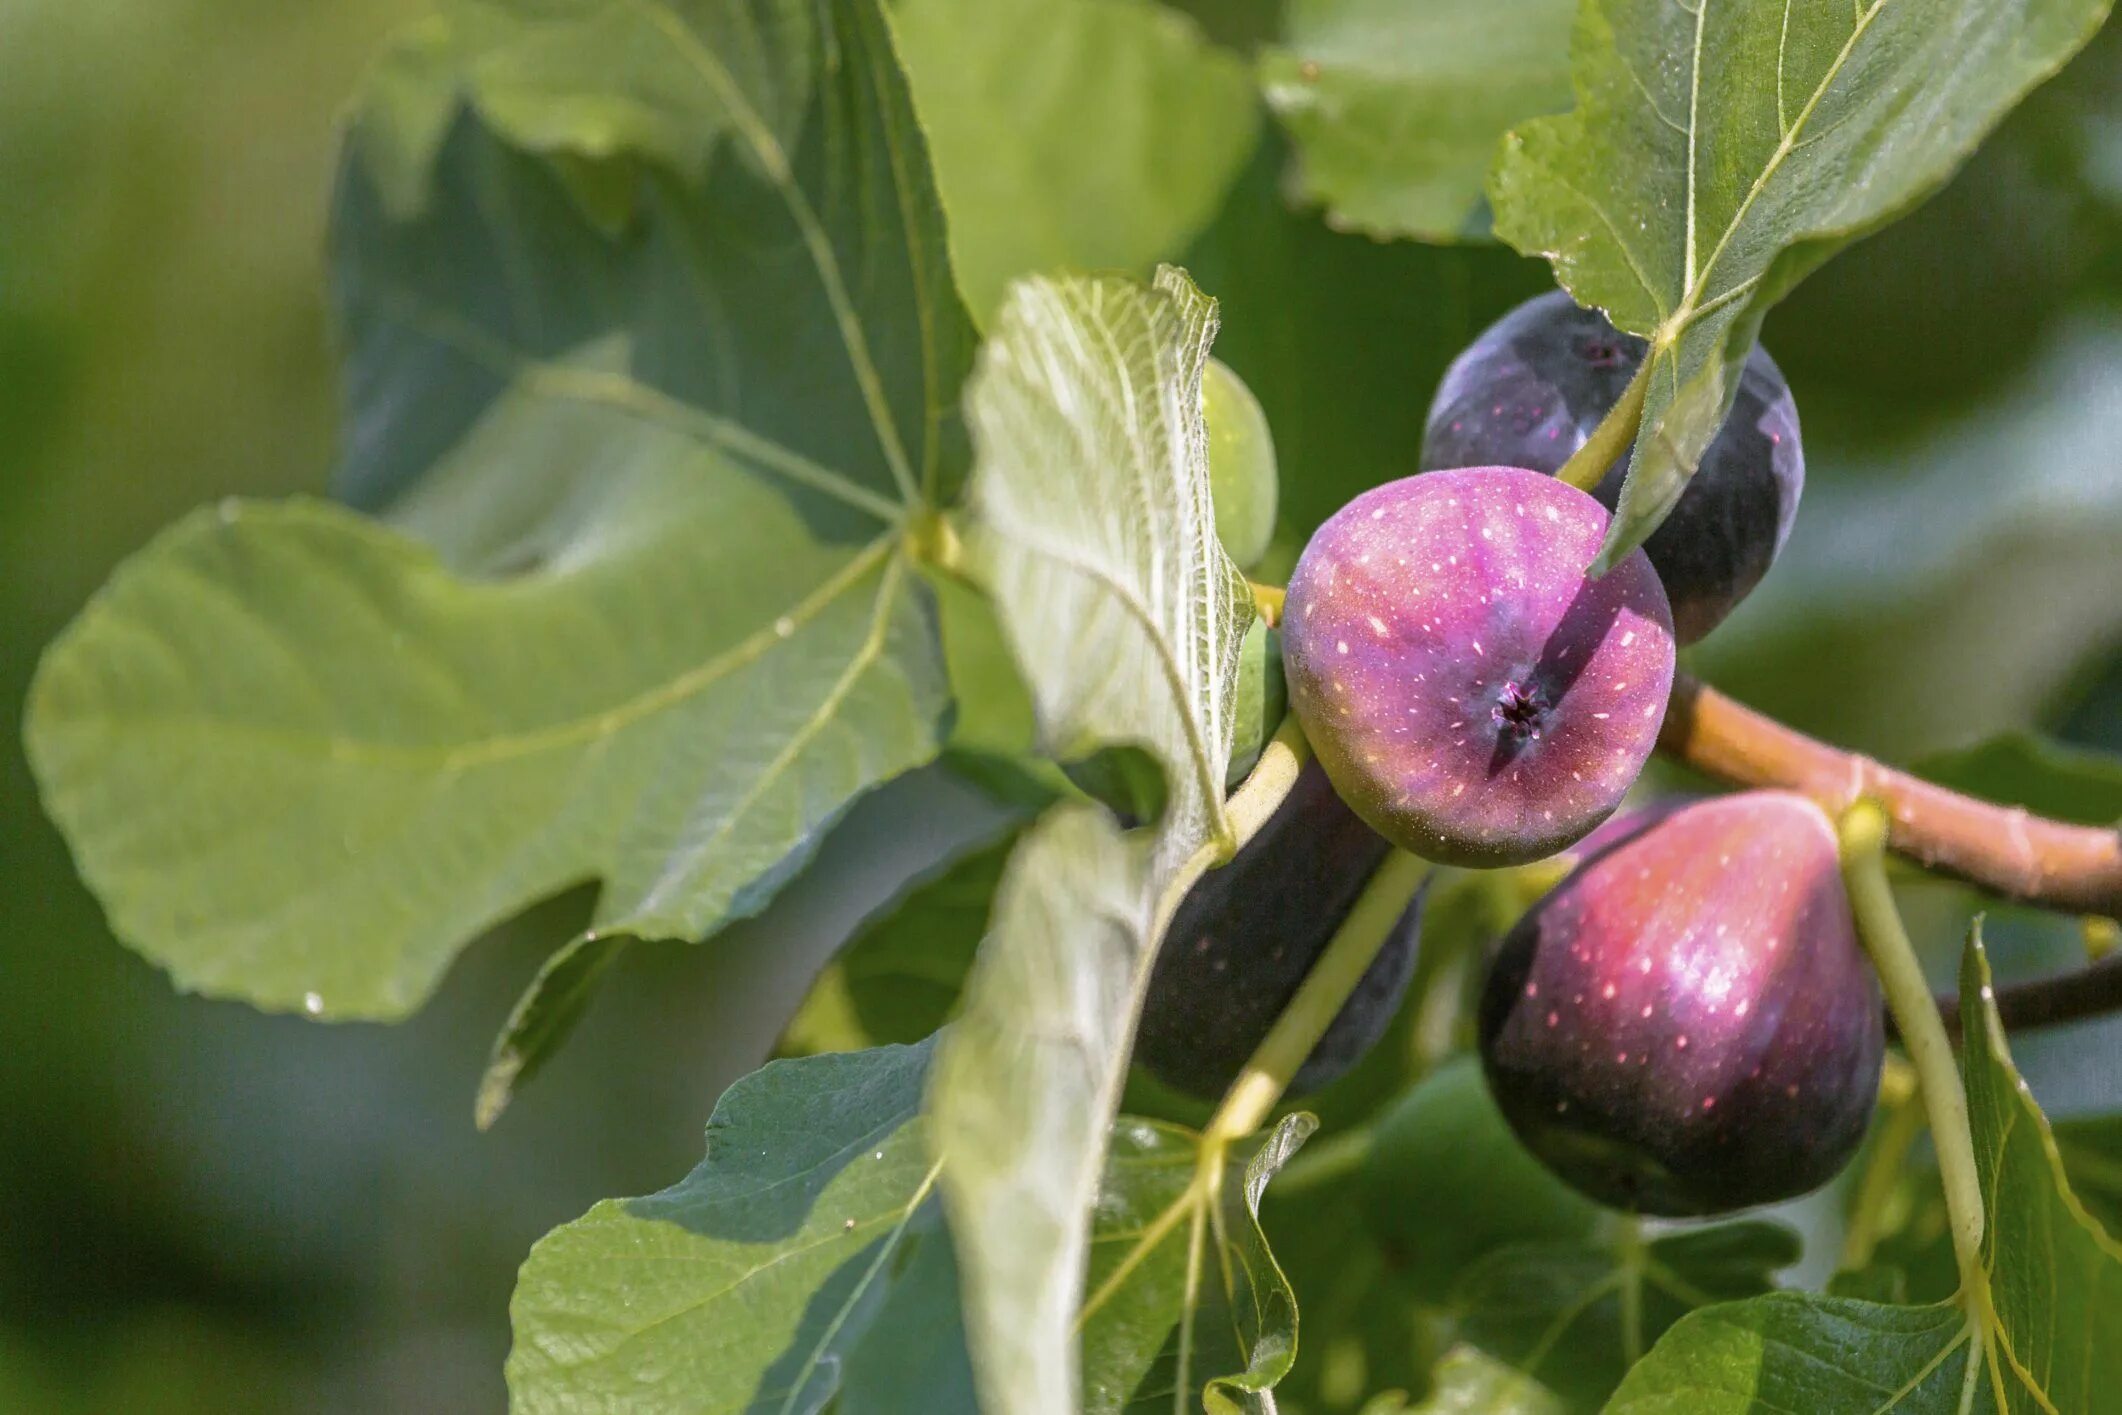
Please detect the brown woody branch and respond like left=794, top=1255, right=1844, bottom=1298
left=1658, top=672, right=2122, bottom=919
left=1934, top=953, right=2122, bottom=1041
left=1659, top=672, right=2122, bottom=1039
left=1663, top=674, right=2122, bottom=1039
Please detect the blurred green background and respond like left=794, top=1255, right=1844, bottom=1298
left=3, top=2, right=2119, bottom=1411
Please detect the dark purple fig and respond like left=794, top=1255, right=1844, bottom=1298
left=1479, top=791, right=1883, bottom=1216
left=1135, top=760, right=1424, bottom=1101
left=1282, top=466, right=1675, bottom=867
left=1420, top=290, right=1804, bottom=645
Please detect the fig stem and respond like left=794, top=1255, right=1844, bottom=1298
left=1203, top=849, right=1433, bottom=1147
left=1151, top=716, right=1312, bottom=956
left=1556, top=356, right=1650, bottom=492
left=1249, top=580, right=1285, bottom=626
left=1614, top=1215, right=1647, bottom=1365
left=1838, top=802, right=1987, bottom=1291
left=1660, top=672, right=2122, bottom=918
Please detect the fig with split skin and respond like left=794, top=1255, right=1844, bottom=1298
left=1281, top=465, right=1676, bottom=868
left=1134, top=758, right=1424, bottom=1101
left=1420, top=289, right=1804, bottom=644
left=1478, top=790, right=1884, bottom=1217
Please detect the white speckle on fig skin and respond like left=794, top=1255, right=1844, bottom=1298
left=1479, top=792, right=1884, bottom=1217
left=1282, top=467, right=1676, bottom=866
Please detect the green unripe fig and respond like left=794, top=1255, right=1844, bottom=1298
left=1362, top=1055, right=1602, bottom=1305
left=1203, top=357, right=1278, bottom=569
left=1224, top=619, right=1287, bottom=790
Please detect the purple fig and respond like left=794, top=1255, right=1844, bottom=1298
left=1479, top=791, right=1884, bottom=1216
left=1136, top=760, right=1423, bottom=1101
left=1282, top=466, right=1675, bottom=867
left=1420, top=290, right=1804, bottom=645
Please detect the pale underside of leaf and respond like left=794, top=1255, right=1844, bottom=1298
left=1076, top=1114, right=1313, bottom=1415
left=962, top=266, right=1251, bottom=864
left=929, top=264, right=1255, bottom=1415
left=930, top=806, right=1160, bottom=1415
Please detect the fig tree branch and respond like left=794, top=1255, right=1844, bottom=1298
left=1933, top=952, right=2122, bottom=1041
left=1659, top=672, right=2122, bottom=918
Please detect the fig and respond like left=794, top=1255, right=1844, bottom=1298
left=1420, top=290, right=1804, bottom=644
left=1135, top=759, right=1423, bottom=1100
left=1203, top=357, right=1278, bottom=569
left=1282, top=465, right=1675, bottom=867
left=1478, top=791, right=1884, bottom=1216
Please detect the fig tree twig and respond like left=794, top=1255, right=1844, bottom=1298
left=1658, top=672, right=2122, bottom=918
left=1932, top=952, right=2122, bottom=1041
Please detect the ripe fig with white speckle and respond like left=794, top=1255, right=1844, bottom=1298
left=1282, top=466, right=1675, bottom=867
left=1420, top=290, right=1804, bottom=644
left=1478, top=791, right=1884, bottom=1216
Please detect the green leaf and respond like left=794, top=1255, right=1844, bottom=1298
left=1062, top=744, right=1175, bottom=829
left=1604, top=1297, right=1981, bottom=1413
left=777, top=828, right=1019, bottom=1056
left=1958, top=925, right=2122, bottom=1412
left=27, top=0, right=971, bottom=1020
left=1260, top=1128, right=1432, bottom=1410
left=1261, top=0, right=1574, bottom=241
left=2052, top=1117, right=2122, bottom=1237
left=477, top=930, right=628, bottom=1129
left=1363, top=1055, right=1603, bottom=1308
left=1079, top=1114, right=1315, bottom=1414
left=507, top=1040, right=967, bottom=1413
left=929, top=805, right=1159, bottom=1413
left=889, top=0, right=1261, bottom=324
left=934, top=571, right=1040, bottom=760
left=1402, top=1346, right=1566, bottom=1415
left=1490, top=0, right=2113, bottom=570
left=1453, top=1222, right=1797, bottom=1410
left=1915, top=734, right=2122, bottom=826
left=959, top=266, right=1254, bottom=859
left=353, top=0, right=817, bottom=220
left=928, top=263, right=1257, bottom=1413
left=1181, top=138, right=1555, bottom=553
left=1605, top=926, right=2122, bottom=1412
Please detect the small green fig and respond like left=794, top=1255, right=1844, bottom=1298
left=1203, top=357, right=1278, bottom=569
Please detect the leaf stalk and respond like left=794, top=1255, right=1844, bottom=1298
left=1838, top=802, right=1987, bottom=1291
left=1202, top=849, right=1432, bottom=1149
left=1556, top=356, right=1650, bottom=492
